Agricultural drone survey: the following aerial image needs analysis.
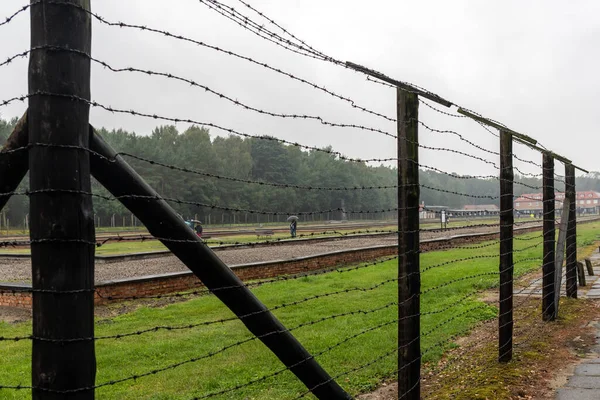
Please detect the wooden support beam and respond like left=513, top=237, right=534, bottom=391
left=513, top=136, right=547, bottom=153
left=459, top=109, right=586, bottom=173
left=346, top=61, right=453, bottom=107
left=552, top=153, right=572, bottom=165
left=577, top=262, right=586, bottom=286
left=397, top=88, right=421, bottom=399
left=29, top=1, right=95, bottom=399
left=457, top=108, right=536, bottom=145
left=88, top=129, right=351, bottom=400
left=585, top=259, right=595, bottom=276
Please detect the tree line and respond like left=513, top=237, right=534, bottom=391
left=1, top=116, right=598, bottom=227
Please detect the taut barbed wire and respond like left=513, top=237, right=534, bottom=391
left=235, top=0, right=330, bottom=61
left=118, top=148, right=541, bottom=191
left=7, top=184, right=567, bottom=216
left=38, top=0, right=397, bottom=123
left=198, top=0, right=333, bottom=63
left=90, top=54, right=397, bottom=139
left=0, top=139, right=550, bottom=195
left=1, top=45, right=395, bottom=140
left=0, top=49, right=30, bottom=69
left=0, top=4, right=29, bottom=29
left=42, top=90, right=401, bottom=163
left=187, top=0, right=578, bottom=168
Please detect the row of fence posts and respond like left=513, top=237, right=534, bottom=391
left=85, top=212, right=399, bottom=228
left=0, top=211, right=399, bottom=231
left=92, top=214, right=139, bottom=228
left=396, top=88, right=580, bottom=398
left=0, top=211, right=9, bottom=233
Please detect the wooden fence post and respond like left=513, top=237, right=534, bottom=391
left=499, top=130, right=513, bottom=362
left=577, top=262, right=586, bottom=286
left=565, top=164, right=577, bottom=298
left=542, top=153, right=556, bottom=321
left=397, top=87, right=420, bottom=399
left=29, top=1, right=95, bottom=398
left=554, top=198, right=571, bottom=316
left=585, top=259, right=595, bottom=276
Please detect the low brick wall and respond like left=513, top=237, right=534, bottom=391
left=0, top=245, right=396, bottom=308
left=0, top=284, right=32, bottom=308
left=2, top=218, right=597, bottom=309
left=95, top=244, right=396, bottom=303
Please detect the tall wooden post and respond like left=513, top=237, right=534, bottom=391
left=554, top=198, right=571, bottom=316
left=542, top=153, right=556, bottom=320
left=29, top=1, right=95, bottom=399
left=397, top=88, right=420, bottom=399
left=565, top=164, right=577, bottom=298
left=499, top=130, right=513, bottom=362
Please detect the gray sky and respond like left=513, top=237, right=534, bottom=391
left=1, top=0, right=598, bottom=178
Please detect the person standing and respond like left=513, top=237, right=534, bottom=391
left=290, top=219, right=297, bottom=238
left=194, top=222, right=203, bottom=238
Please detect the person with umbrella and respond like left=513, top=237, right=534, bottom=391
left=287, top=215, right=298, bottom=238
left=193, top=220, right=203, bottom=238
left=184, top=219, right=203, bottom=238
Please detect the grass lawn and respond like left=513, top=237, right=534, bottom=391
left=420, top=217, right=500, bottom=229
left=0, top=221, right=598, bottom=399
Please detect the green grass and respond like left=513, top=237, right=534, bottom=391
left=95, top=241, right=168, bottom=255
left=420, top=217, right=500, bottom=229
left=0, top=221, right=598, bottom=399
left=0, top=226, right=150, bottom=236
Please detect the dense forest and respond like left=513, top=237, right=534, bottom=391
left=1, top=116, right=599, bottom=227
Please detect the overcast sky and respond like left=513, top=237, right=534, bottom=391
left=0, top=0, right=598, bottom=178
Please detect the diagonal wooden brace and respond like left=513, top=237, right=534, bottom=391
left=0, top=117, right=350, bottom=398
left=0, top=112, right=29, bottom=212
left=88, top=127, right=350, bottom=399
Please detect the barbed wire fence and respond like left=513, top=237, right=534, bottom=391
left=0, top=1, right=596, bottom=399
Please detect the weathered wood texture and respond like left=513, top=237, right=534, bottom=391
left=577, top=262, right=586, bottom=286
left=88, top=130, right=350, bottom=400
left=565, top=165, right=577, bottom=298
left=397, top=88, right=421, bottom=400
left=499, top=130, right=513, bottom=363
left=554, top=198, right=571, bottom=316
left=29, top=1, right=96, bottom=398
left=0, top=112, right=28, bottom=212
left=542, top=153, right=556, bottom=321
left=585, top=259, right=595, bottom=276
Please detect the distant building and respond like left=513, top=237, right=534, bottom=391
left=514, top=191, right=600, bottom=215
left=445, top=204, right=500, bottom=218
left=420, top=203, right=501, bottom=219
left=419, top=203, right=448, bottom=219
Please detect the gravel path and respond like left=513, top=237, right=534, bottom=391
left=0, top=222, right=543, bottom=284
